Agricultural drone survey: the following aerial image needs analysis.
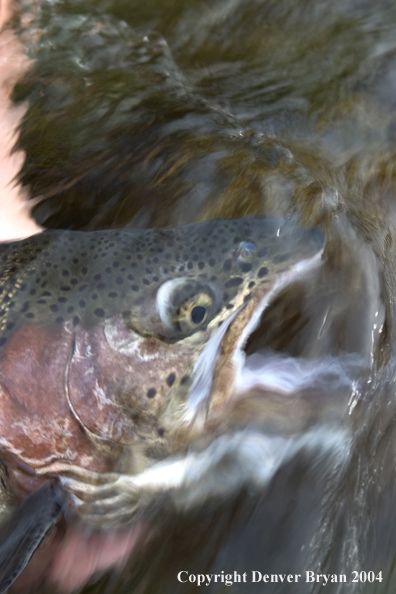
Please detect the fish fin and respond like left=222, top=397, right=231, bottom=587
left=0, top=482, right=64, bottom=594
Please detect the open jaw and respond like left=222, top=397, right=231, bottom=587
left=184, top=250, right=329, bottom=425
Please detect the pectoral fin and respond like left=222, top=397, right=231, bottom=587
left=0, top=482, right=64, bottom=594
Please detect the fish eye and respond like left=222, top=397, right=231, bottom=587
left=175, top=292, right=212, bottom=333
left=156, top=278, right=222, bottom=338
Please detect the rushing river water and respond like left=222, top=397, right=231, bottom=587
left=4, top=0, right=396, bottom=592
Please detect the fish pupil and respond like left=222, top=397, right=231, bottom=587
left=191, top=305, right=206, bottom=325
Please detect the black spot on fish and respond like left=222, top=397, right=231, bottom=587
left=94, top=308, right=105, bottom=318
left=6, top=322, right=15, bottom=331
left=209, top=258, right=216, bottom=267
left=248, top=281, right=255, bottom=288
left=181, top=375, right=190, bottom=385
left=94, top=274, right=102, bottom=281
left=239, top=262, right=252, bottom=273
left=21, top=302, right=30, bottom=313
left=73, top=316, right=80, bottom=326
left=166, top=373, right=176, bottom=387
left=58, top=297, right=67, bottom=303
left=198, top=261, right=205, bottom=270
left=132, top=285, right=139, bottom=292
left=0, top=337, right=7, bottom=346
left=243, top=293, right=252, bottom=303
left=56, top=317, right=64, bottom=324
left=223, top=259, right=232, bottom=271
left=258, top=266, right=268, bottom=278
left=50, top=304, right=59, bottom=312
left=26, top=312, right=35, bottom=319
left=225, top=277, right=243, bottom=288
left=67, top=306, right=74, bottom=313
left=108, top=292, right=118, bottom=298
left=147, top=388, right=157, bottom=399
left=79, top=300, right=86, bottom=308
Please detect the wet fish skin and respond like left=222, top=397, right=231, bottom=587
left=0, top=218, right=323, bottom=344
left=0, top=217, right=324, bottom=467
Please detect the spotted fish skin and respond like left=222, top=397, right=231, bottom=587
left=0, top=218, right=324, bottom=477
left=0, top=218, right=322, bottom=344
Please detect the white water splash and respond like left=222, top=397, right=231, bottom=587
left=235, top=351, right=365, bottom=396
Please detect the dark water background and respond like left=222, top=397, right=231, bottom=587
left=9, top=0, right=396, bottom=592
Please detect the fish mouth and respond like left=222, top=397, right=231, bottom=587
left=184, top=250, right=327, bottom=427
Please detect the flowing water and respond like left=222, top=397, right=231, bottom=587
left=4, top=0, right=396, bottom=592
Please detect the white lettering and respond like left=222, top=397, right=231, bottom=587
left=252, top=571, right=262, bottom=582
left=177, top=572, right=188, bottom=583
left=306, top=571, right=315, bottom=582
